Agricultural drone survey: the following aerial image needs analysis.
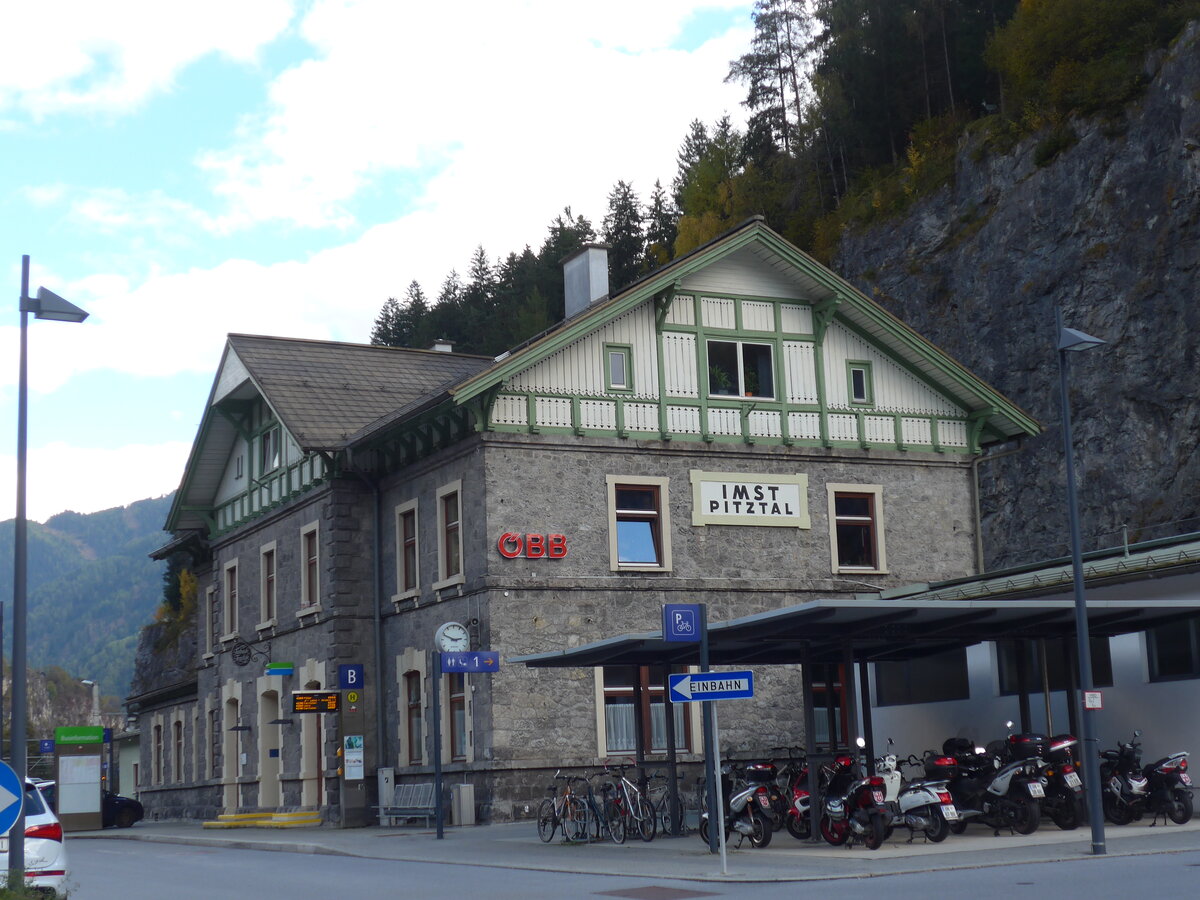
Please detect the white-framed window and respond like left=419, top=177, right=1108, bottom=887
left=221, top=560, right=239, bottom=639
left=606, top=475, right=672, bottom=571
left=847, top=361, right=874, bottom=405
left=441, top=670, right=473, bottom=764
left=395, top=648, right=428, bottom=767
left=405, top=670, right=424, bottom=764
left=299, top=521, right=320, bottom=612
left=826, top=483, right=888, bottom=574
left=605, top=343, right=633, bottom=392
left=259, top=541, right=277, bottom=627
left=259, top=425, right=281, bottom=475
left=153, top=722, right=163, bottom=785
left=434, top=480, right=464, bottom=591
left=174, top=719, right=185, bottom=784
left=203, top=586, right=216, bottom=657
left=395, top=500, right=420, bottom=601
left=706, top=339, right=775, bottom=399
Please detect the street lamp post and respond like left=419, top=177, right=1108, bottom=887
left=1056, top=307, right=1107, bottom=856
left=11, top=256, right=88, bottom=878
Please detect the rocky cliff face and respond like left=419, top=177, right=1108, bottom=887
left=836, top=22, right=1200, bottom=570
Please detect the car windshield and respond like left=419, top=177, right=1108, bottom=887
left=24, top=784, right=47, bottom=816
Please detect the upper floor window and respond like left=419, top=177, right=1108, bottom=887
left=435, top=481, right=464, bottom=590
left=848, top=361, right=874, bottom=405
left=204, top=587, right=216, bottom=656
left=605, top=344, right=632, bottom=392
left=260, top=544, right=277, bottom=625
left=300, top=523, right=320, bottom=609
left=707, top=339, right=774, bottom=399
left=153, top=724, right=164, bottom=784
left=1147, top=619, right=1200, bottom=681
left=396, top=501, right=419, bottom=598
left=174, top=720, right=184, bottom=783
left=259, top=425, right=281, bottom=474
left=826, top=484, right=888, bottom=574
left=222, top=561, right=239, bottom=636
left=606, top=475, right=672, bottom=571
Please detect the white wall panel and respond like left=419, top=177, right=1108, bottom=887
left=580, top=400, right=616, bottom=430
left=679, top=248, right=822, bottom=299
left=492, top=395, right=528, bottom=426
left=748, top=410, right=782, bottom=438
left=535, top=397, right=572, bottom=429
left=828, top=414, right=859, bottom=442
left=701, top=297, right=736, bottom=330
left=664, top=295, right=695, bottom=326
left=780, top=303, right=813, bottom=334
left=667, top=406, right=701, bottom=434
left=865, top=416, right=895, bottom=443
left=939, top=419, right=968, bottom=448
left=783, top=341, right=819, bottom=404
left=741, top=301, right=774, bottom=332
left=823, top=321, right=959, bottom=415
left=708, top=408, right=741, bottom=436
left=901, top=417, right=933, bottom=446
left=789, top=412, right=822, bottom=440
left=508, top=305, right=659, bottom=397
left=625, top=403, right=659, bottom=432
left=663, top=332, right=699, bottom=397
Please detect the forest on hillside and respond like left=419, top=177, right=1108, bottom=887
left=369, top=0, right=1198, bottom=357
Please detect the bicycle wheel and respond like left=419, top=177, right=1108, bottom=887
left=634, top=795, right=656, bottom=842
left=536, top=798, right=557, bottom=842
left=563, top=795, right=588, bottom=842
left=606, top=799, right=627, bottom=844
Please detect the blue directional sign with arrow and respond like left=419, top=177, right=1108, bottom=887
left=668, top=671, right=754, bottom=703
left=441, top=651, right=500, bottom=673
left=0, top=760, right=25, bottom=836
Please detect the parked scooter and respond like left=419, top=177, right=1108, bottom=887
left=1100, top=730, right=1193, bottom=825
left=876, top=747, right=957, bottom=843
left=698, top=761, right=773, bottom=848
left=937, top=726, right=1043, bottom=835
left=743, top=759, right=790, bottom=833
left=818, top=738, right=892, bottom=849
left=1038, top=733, right=1088, bottom=830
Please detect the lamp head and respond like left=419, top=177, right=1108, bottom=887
left=31, top=287, right=89, bottom=323
left=1057, top=325, right=1105, bottom=353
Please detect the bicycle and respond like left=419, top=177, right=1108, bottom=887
left=579, top=773, right=626, bottom=844
left=536, top=770, right=586, bottom=843
left=605, top=759, right=656, bottom=842
left=648, top=768, right=692, bottom=836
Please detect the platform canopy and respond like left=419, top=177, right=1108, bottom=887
left=510, top=595, right=1200, bottom=669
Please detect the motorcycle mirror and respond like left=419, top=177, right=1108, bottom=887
left=855, top=736, right=866, bottom=749
left=1134, top=730, right=1142, bottom=738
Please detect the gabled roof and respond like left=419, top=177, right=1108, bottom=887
left=166, top=335, right=491, bottom=531
left=451, top=217, right=1039, bottom=444
left=225, top=335, right=491, bottom=450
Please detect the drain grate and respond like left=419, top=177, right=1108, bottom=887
left=595, top=887, right=721, bottom=900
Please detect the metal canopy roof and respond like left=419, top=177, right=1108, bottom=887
left=510, top=597, right=1200, bottom=669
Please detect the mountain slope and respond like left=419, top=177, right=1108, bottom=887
left=834, top=22, right=1200, bottom=568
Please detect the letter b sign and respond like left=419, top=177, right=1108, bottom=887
left=339, top=664, right=364, bottom=690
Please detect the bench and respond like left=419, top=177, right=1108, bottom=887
left=377, top=782, right=437, bottom=827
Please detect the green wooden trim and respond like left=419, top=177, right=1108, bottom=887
left=814, top=341, right=831, bottom=447
left=813, top=296, right=840, bottom=345
left=603, top=342, right=634, bottom=393
left=526, top=394, right=539, bottom=434
left=615, top=396, right=627, bottom=438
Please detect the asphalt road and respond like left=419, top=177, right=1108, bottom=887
left=66, top=839, right=1200, bottom=900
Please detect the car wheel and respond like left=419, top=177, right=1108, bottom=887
left=116, top=808, right=137, bottom=828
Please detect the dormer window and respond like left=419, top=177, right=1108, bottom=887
left=707, top=340, right=774, bottom=399
left=606, top=344, right=632, bottom=392
left=848, top=362, right=873, bottom=405
left=259, top=426, right=281, bottom=474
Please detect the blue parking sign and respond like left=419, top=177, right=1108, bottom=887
left=663, top=604, right=701, bottom=642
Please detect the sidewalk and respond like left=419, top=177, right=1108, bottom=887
left=71, top=816, right=1200, bottom=883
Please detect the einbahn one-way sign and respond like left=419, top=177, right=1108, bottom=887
left=668, top=671, right=754, bottom=703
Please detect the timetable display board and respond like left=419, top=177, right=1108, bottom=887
left=291, top=690, right=340, bottom=713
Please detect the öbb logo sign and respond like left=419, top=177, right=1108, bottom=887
left=496, top=532, right=568, bottom=559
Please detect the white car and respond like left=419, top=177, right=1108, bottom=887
left=0, top=781, right=69, bottom=897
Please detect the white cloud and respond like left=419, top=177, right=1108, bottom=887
left=0, top=440, right=190, bottom=523
left=0, top=0, right=296, bottom=116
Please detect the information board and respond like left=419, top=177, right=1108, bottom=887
left=292, top=691, right=340, bottom=713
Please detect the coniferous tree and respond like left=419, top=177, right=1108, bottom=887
left=602, top=180, right=645, bottom=293
left=370, top=296, right=404, bottom=346
left=404, top=280, right=428, bottom=347
left=643, top=179, right=678, bottom=273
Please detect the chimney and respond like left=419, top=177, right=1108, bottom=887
left=562, top=244, right=610, bottom=319
left=429, top=338, right=454, bottom=353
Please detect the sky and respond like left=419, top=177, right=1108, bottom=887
left=0, top=0, right=754, bottom=524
